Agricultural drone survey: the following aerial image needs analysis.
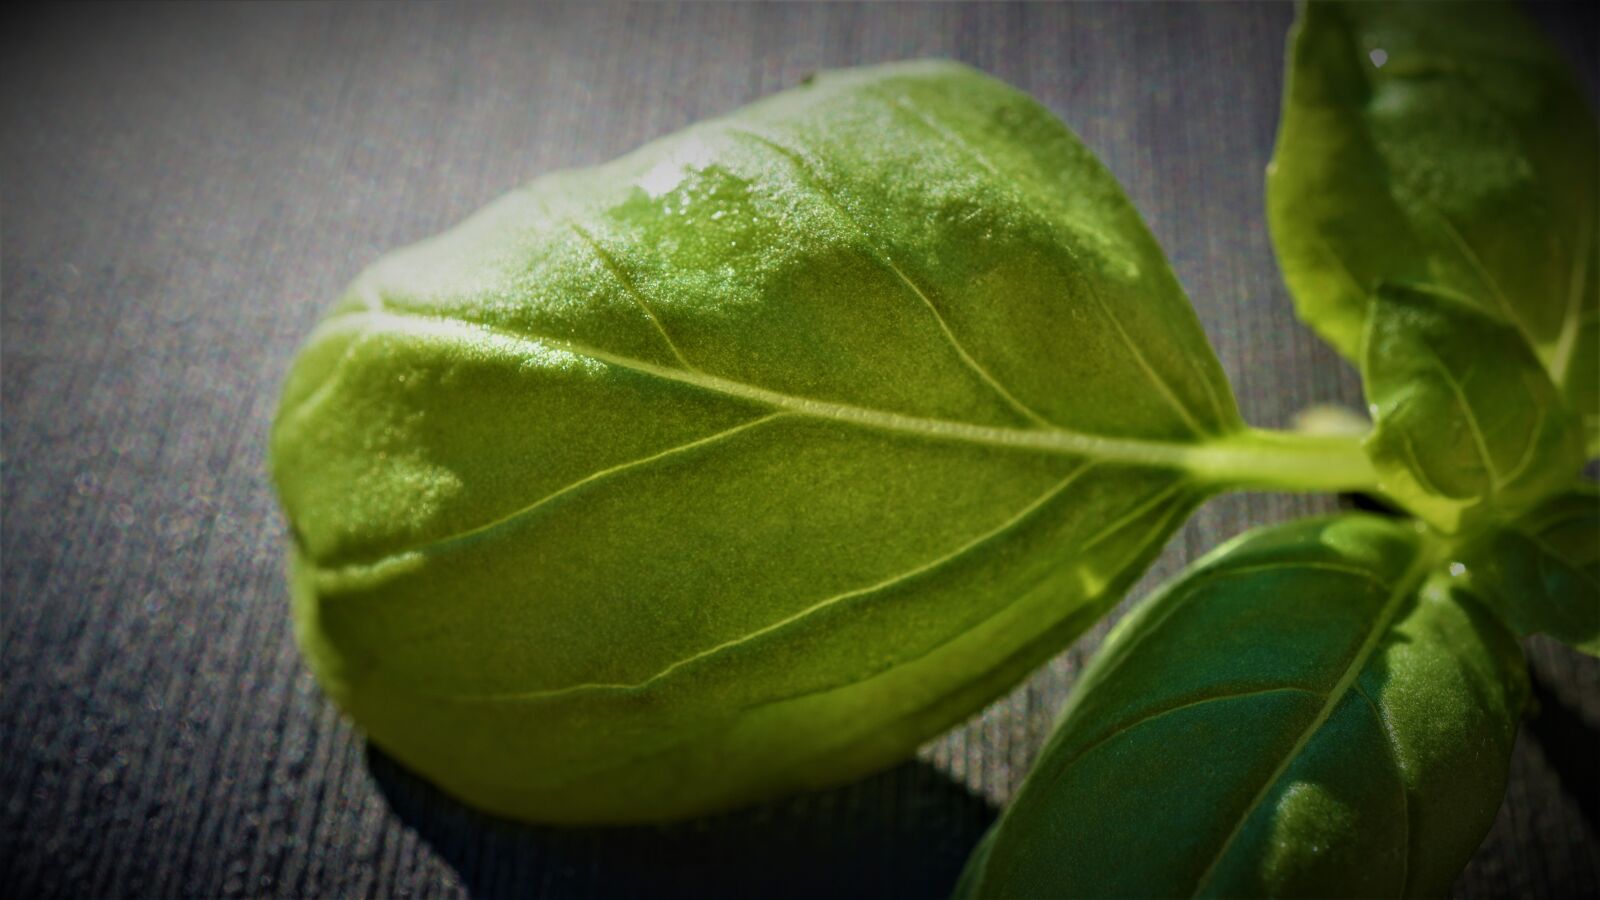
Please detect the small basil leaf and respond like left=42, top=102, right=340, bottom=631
left=1267, top=1, right=1599, bottom=440
left=274, top=61, right=1265, bottom=823
left=1363, top=283, right=1584, bottom=533
left=958, top=515, right=1527, bottom=899
left=1459, top=486, right=1600, bottom=655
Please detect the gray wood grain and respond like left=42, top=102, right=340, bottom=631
left=3, top=3, right=1596, bottom=898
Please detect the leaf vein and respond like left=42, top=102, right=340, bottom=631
left=1499, top=377, right=1548, bottom=487
left=1040, top=686, right=1324, bottom=795
left=725, top=125, right=1055, bottom=428
left=567, top=220, right=697, bottom=371
left=315, top=413, right=789, bottom=576
left=433, top=461, right=1099, bottom=701
left=1398, top=432, right=1451, bottom=499
left=867, top=89, right=1217, bottom=438
left=1432, top=210, right=1542, bottom=355
left=1549, top=213, right=1592, bottom=387
left=1516, top=529, right=1600, bottom=594
left=1423, top=355, right=1502, bottom=497
left=450, top=474, right=1195, bottom=794
left=1074, top=559, right=1391, bottom=705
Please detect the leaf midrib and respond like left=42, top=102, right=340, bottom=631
left=308, top=306, right=1215, bottom=468
left=296, top=307, right=1374, bottom=573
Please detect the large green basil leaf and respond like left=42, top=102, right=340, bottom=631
left=1363, top=283, right=1584, bottom=532
left=957, top=515, right=1527, bottom=899
left=1267, top=1, right=1599, bottom=447
left=273, top=61, right=1369, bottom=823
left=1460, top=486, right=1600, bottom=655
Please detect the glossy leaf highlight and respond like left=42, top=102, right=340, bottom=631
left=958, top=515, right=1527, bottom=899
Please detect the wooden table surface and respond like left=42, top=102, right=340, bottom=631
left=3, top=3, right=1597, bottom=897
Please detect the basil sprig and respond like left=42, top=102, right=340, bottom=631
left=272, top=4, right=1596, bottom=892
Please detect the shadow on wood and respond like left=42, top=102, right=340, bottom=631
left=1525, top=669, right=1600, bottom=836
left=366, top=745, right=997, bottom=899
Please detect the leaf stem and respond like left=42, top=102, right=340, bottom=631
left=1182, top=427, right=1380, bottom=494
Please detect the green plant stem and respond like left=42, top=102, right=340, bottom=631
left=1183, top=427, right=1380, bottom=494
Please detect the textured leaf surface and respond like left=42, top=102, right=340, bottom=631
left=1461, top=486, right=1600, bottom=655
left=958, top=515, right=1527, bottom=899
left=271, top=61, right=1277, bottom=822
left=1267, top=1, right=1599, bottom=444
left=1363, top=284, right=1584, bottom=532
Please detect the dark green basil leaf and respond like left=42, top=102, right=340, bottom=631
left=274, top=61, right=1375, bottom=823
left=958, top=515, right=1527, bottom=899
left=1267, top=1, right=1599, bottom=447
left=1460, top=486, right=1600, bottom=655
left=1364, top=283, right=1584, bottom=532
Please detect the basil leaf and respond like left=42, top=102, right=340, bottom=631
left=1267, top=1, right=1599, bottom=445
left=958, top=515, right=1527, bottom=899
left=1460, top=486, right=1600, bottom=655
left=1363, top=283, right=1584, bottom=532
left=273, top=60, right=1335, bottom=823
